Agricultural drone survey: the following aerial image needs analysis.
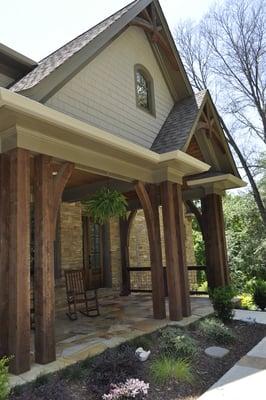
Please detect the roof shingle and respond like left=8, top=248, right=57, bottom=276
left=10, top=0, right=141, bottom=92
left=151, top=90, right=207, bottom=154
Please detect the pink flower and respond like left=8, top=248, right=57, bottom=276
left=102, top=378, right=149, bottom=399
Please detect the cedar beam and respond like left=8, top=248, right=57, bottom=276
left=201, top=193, right=229, bottom=288
left=161, top=181, right=183, bottom=321
left=173, top=184, right=191, bottom=317
left=0, top=154, right=10, bottom=358
left=135, top=182, right=166, bottom=319
left=8, top=149, right=31, bottom=374
left=34, top=155, right=73, bottom=364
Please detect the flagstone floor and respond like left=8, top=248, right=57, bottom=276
left=10, top=293, right=213, bottom=387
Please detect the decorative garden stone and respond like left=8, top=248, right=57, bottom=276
left=205, top=346, right=229, bottom=358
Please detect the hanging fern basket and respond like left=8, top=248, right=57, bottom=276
left=82, top=187, right=128, bottom=225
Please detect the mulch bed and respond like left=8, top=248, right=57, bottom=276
left=10, top=317, right=266, bottom=400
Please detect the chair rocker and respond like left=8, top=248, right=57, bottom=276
left=65, top=269, right=100, bottom=321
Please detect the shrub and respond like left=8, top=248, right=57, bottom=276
left=150, top=357, right=193, bottom=384
left=102, top=378, right=149, bottom=400
left=33, top=373, right=49, bottom=388
left=88, top=345, right=141, bottom=396
left=252, top=280, right=266, bottom=311
left=239, top=293, right=255, bottom=310
left=59, top=364, right=85, bottom=381
left=210, top=286, right=235, bottom=322
left=159, top=327, right=198, bottom=360
left=198, top=318, right=235, bottom=344
left=130, top=334, right=153, bottom=351
left=0, top=357, right=10, bottom=400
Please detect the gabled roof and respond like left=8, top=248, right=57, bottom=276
left=0, top=43, right=37, bottom=88
left=10, top=0, right=140, bottom=93
left=151, top=90, right=206, bottom=153
left=151, top=89, right=240, bottom=178
left=10, top=0, right=192, bottom=102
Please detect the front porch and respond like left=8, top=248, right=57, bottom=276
left=10, top=292, right=212, bottom=387
left=0, top=88, right=245, bottom=376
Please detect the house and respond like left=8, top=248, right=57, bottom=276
left=0, top=0, right=245, bottom=375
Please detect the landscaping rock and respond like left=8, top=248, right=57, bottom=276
left=205, top=346, right=229, bottom=358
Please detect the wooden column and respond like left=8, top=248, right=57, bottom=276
left=173, top=184, right=191, bottom=317
left=0, top=154, right=10, bottom=358
left=119, top=211, right=136, bottom=296
left=161, top=181, right=182, bottom=321
left=135, top=182, right=166, bottom=319
left=201, top=193, right=229, bottom=288
left=34, top=155, right=73, bottom=364
left=8, top=149, right=31, bottom=374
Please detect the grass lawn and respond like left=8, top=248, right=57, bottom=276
left=9, top=317, right=266, bottom=400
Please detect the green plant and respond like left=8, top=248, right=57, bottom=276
left=150, top=357, right=193, bottom=384
left=252, top=279, right=266, bottom=311
left=0, top=357, right=10, bottom=400
left=209, top=286, right=235, bottom=322
left=198, top=318, right=235, bottom=344
left=59, top=365, right=85, bottom=381
left=159, top=327, right=198, bottom=360
left=82, top=188, right=127, bottom=224
left=33, top=373, right=49, bottom=388
left=239, top=293, right=255, bottom=310
left=130, top=334, right=153, bottom=351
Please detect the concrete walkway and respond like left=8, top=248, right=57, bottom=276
left=199, top=310, right=266, bottom=400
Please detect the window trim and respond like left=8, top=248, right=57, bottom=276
left=134, top=64, right=156, bottom=117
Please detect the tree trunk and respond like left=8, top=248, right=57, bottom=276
left=220, top=117, right=266, bottom=227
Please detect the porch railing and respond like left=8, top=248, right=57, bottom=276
left=127, top=265, right=208, bottom=295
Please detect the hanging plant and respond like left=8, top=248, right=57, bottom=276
left=82, top=187, right=128, bottom=224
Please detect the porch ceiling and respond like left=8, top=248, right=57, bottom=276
left=0, top=88, right=210, bottom=185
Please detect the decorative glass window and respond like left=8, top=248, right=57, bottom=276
left=135, top=65, right=155, bottom=115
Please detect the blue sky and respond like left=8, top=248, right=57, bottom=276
left=0, top=0, right=215, bottom=61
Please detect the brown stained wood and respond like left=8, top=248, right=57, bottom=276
left=34, top=155, right=73, bottom=364
left=52, top=163, right=74, bottom=233
left=130, top=19, right=178, bottom=70
left=217, top=195, right=230, bottom=285
left=173, top=184, right=191, bottom=317
left=119, top=218, right=131, bottom=296
left=201, top=194, right=227, bottom=289
left=0, top=154, right=10, bottom=357
left=161, top=181, right=182, bottom=321
left=135, top=182, right=166, bottom=319
left=186, top=136, right=205, bottom=162
left=186, top=200, right=205, bottom=240
left=8, top=149, right=31, bottom=374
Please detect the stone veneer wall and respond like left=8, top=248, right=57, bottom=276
left=128, top=207, right=196, bottom=290
left=60, top=202, right=83, bottom=270
left=109, top=217, right=122, bottom=290
left=59, top=202, right=196, bottom=292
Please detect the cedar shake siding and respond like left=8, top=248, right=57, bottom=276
left=45, top=27, right=174, bottom=149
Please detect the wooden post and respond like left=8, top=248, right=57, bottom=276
left=135, top=182, right=166, bottom=319
left=8, top=149, right=31, bottom=374
left=173, top=184, right=191, bottom=317
left=201, top=193, right=228, bottom=288
left=34, top=155, right=73, bottom=364
left=120, top=211, right=136, bottom=296
left=0, top=154, right=10, bottom=358
left=161, top=181, right=183, bottom=321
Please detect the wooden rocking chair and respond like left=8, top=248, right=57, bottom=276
left=64, top=269, right=100, bottom=321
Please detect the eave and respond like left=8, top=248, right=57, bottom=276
left=186, top=173, right=246, bottom=194
left=0, top=88, right=209, bottom=184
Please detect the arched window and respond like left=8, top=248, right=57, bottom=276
left=134, top=65, right=155, bottom=115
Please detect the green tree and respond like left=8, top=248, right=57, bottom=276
left=224, top=193, right=266, bottom=291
